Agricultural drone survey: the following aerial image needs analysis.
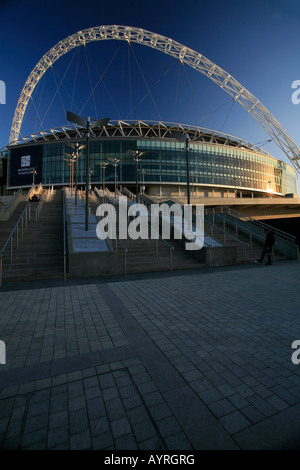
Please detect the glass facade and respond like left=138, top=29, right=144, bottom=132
left=0, top=150, right=7, bottom=195
left=7, top=136, right=297, bottom=195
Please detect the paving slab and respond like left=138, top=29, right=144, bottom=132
left=0, top=260, right=300, bottom=449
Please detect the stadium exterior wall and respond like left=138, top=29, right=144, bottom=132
left=6, top=122, right=297, bottom=198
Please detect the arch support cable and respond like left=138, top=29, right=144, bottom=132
left=9, top=25, right=300, bottom=172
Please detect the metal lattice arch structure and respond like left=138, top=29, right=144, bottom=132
left=9, top=25, right=300, bottom=172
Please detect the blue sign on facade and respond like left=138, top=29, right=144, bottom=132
left=10, top=145, right=43, bottom=187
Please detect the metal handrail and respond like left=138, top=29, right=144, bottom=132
left=32, top=193, right=45, bottom=221
left=146, top=216, right=175, bottom=271
left=113, top=232, right=128, bottom=276
left=100, top=191, right=174, bottom=273
left=0, top=188, right=49, bottom=285
left=132, top=194, right=251, bottom=265
left=206, top=208, right=255, bottom=254
left=141, top=194, right=226, bottom=247
left=216, top=206, right=296, bottom=243
left=93, top=191, right=128, bottom=275
left=4, top=188, right=24, bottom=211
left=107, top=218, right=128, bottom=274
left=122, top=187, right=136, bottom=201
left=225, top=206, right=294, bottom=240
left=148, top=218, right=175, bottom=250
left=208, top=216, right=276, bottom=249
left=204, top=218, right=249, bottom=264
left=63, top=189, right=67, bottom=282
left=0, top=189, right=27, bottom=220
left=108, top=224, right=128, bottom=277
left=129, top=196, right=175, bottom=249
left=140, top=193, right=213, bottom=261
left=204, top=217, right=249, bottom=247
left=0, top=201, right=31, bottom=286
left=206, top=208, right=282, bottom=257
left=97, top=190, right=213, bottom=272
left=208, top=207, right=296, bottom=247
left=1, top=202, right=30, bottom=254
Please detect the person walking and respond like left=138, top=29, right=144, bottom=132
left=255, top=228, right=275, bottom=265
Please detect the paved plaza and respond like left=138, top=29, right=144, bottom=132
left=0, top=260, right=300, bottom=450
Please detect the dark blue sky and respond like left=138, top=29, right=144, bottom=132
left=1, top=0, right=300, bottom=183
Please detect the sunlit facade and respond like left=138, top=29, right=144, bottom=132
left=6, top=121, right=297, bottom=197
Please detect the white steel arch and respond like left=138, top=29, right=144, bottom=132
left=9, top=25, right=300, bottom=172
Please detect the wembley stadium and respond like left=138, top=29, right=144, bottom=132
left=5, top=120, right=297, bottom=198
left=1, top=24, right=299, bottom=202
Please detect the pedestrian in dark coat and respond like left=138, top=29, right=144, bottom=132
left=255, top=229, right=275, bottom=265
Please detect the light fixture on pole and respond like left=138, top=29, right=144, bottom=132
left=65, top=153, right=76, bottom=195
left=66, top=143, right=85, bottom=205
left=140, top=169, right=146, bottom=195
left=97, top=161, right=109, bottom=192
left=66, top=111, right=110, bottom=231
left=89, top=169, right=94, bottom=193
left=170, top=131, right=190, bottom=205
left=127, top=150, right=144, bottom=202
left=32, top=168, right=37, bottom=186
left=110, top=158, right=120, bottom=195
left=64, top=158, right=71, bottom=191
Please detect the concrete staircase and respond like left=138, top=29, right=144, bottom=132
left=117, top=236, right=204, bottom=276
left=0, top=201, right=28, bottom=246
left=80, top=189, right=288, bottom=276
left=204, top=220, right=257, bottom=263
left=86, top=191, right=205, bottom=275
left=141, top=194, right=287, bottom=264
left=205, top=218, right=287, bottom=263
left=1, top=190, right=64, bottom=282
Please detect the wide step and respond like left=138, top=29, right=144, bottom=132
left=1, top=190, right=64, bottom=283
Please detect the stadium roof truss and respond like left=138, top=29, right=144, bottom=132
left=8, top=25, right=300, bottom=171
left=6, top=119, right=276, bottom=159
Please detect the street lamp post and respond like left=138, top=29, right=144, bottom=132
left=66, top=143, right=85, bottom=205
left=64, top=158, right=72, bottom=191
left=65, top=153, right=76, bottom=195
left=127, top=150, right=144, bottom=202
left=86, top=116, right=90, bottom=219
left=32, top=168, right=37, bottom=186
left=135, top=155, right=139, bottom=201
left=89, top=169, right=94, bottom=193
left=111, top=158, right=120, bottom=195
left=66, top=111, right=110, bottom=231
left=170, top=132, right=190, bottom=205
left=141, top=169, right=146, bottom=195
left=74, top=150, right=79, bottom=205
left=98, top=162, right=108, bottom=192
